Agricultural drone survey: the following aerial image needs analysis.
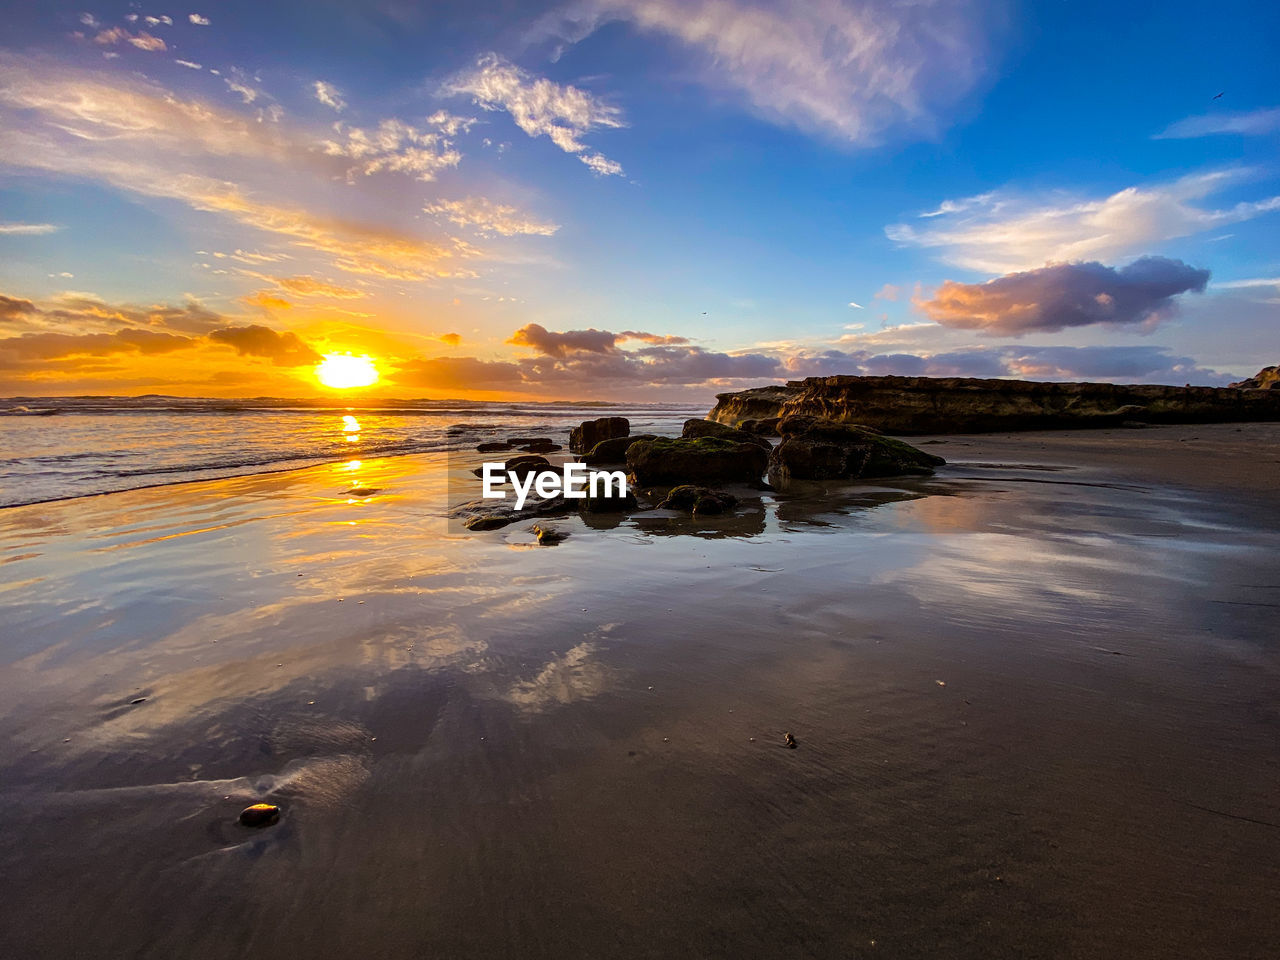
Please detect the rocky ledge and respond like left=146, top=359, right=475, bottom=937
left=709, top=369, right=1280, bottom=435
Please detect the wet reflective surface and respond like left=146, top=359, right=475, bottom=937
left=2, top=425, right=1279, bottom=959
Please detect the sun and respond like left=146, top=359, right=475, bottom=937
left=316, top=353, right=379, bottom=389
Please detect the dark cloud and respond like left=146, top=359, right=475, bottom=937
left=44, top=295, right=229, bottom=334
left=390, top=356, right=523, bottom=389
left=208, top=325, right=322, bottom=366
left=0, top=294, right=36, bottom=321
left=507, top=323, right=689, bottom=358
left=917, top=257, right=1211, bottom=336
left=779, top=344, right=1231, bottom=385
left=0, top=328, right=192, bottom=367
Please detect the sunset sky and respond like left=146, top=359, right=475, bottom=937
left=1, top=0, right=1277, bottom=400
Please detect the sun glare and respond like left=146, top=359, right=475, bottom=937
left=316, top=353, right=379, bottom=389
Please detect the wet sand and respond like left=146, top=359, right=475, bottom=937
left=1, top=423, right=1278, bottom=959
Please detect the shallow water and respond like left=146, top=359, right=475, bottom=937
left=1, top=435, right=1278, bottom=959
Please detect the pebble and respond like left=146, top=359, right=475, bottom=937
left=784, top=732, right=797, bottom=749
left=238, top=803, right=280, bottom=828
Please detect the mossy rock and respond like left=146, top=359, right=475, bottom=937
left=626, top=437, right=768, bottom=486
left=583, top=434, right=655, bottom=465
left=681, top=418, right=771, bottom=449
left=769, top=417, right=944, bottom=484
left=657, top=484, right=738, bottom=516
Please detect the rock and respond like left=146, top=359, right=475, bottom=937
left=768, top=416, right=944, bottom=484
left=1230, top=365, right=1279, bottom=390
left=530, top=523, right=566, bottom=545
left=681, top=418, right=771, bottom=449
left=464, top=514, right=514, bottom=531
left=504, top=454, right=551, bottom=477
left=656, top=485, right=738, bottom=516
left=238, top=803, right=280, bottom=827
left=626, top=437, right=768, bottom=486
left=708, top=374, right=1280, bottom=433
left=784, top=732, right=797, bottom=749
left=580, top=489, right=638, bottom=513
left=519, top=440, right=562, bottom=453
left=739, top=417, right=782, bottom=436
left=476, top=441, right=513, bottom=452
left=569, top=416, right=629, bottom=454
left=583, top=434, right=656, bottom=465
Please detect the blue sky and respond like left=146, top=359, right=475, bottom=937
left=0, top=0, right=1277, bottom=398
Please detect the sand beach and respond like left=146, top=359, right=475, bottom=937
left=2, top=422, right=1278, bottom=959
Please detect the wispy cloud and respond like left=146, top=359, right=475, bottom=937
left=535, top=0, right=992, bottom=146
left=1154, top=107, right=1280, bottom=139
left=0, top=54, right=478, bottom=281
left=0, top=222, right=59, bottom=235
left=313, top=80, right=346, bottom=112
left=322, top=119, right=461, bottom=182
left=449, top=53, right=625, bottom=175
left=887, top=170, right=1280, bottom=273
left=424, top=197, right=559, bottom=237
left=189, top=14, right=211, bottom=27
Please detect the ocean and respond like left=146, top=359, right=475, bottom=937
left=0, top=396, right=706, bottom=508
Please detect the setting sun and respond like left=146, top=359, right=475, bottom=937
left=316, top=353, right=379, bottom=389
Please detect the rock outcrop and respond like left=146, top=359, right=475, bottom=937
left=625, top=437, right=769, bottom=486
left=681, top=418, right=771, bottom=449
left=570, top=416, right=629, bottom=453
left=768, top=416, right=944, bottom=485
left=1230, top=366, right=1279, bottom=390
left=710, top=374, right=1280, bottom=434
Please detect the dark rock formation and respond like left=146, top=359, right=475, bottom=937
left=739, top=417, right=782, bottom=436
left=681, top=418, right=772, bottom=449
left=519, top=440, right=563, bottom=453
left=583, top=434, right=656, bottom=465
left=238, top=803, right=280, bottom=828
left=656, top=485, right=738, bottom=516
left=1230, top=365, right=1279, bottom=390
left=503, top=454, right=551, bottom=477
left=709, top=375, right=1280, bottom=434
left=455, top=494, right=573, bottom=530
left=580, top=489, right=638, bottom=513
left=476, top=441, right=512, bottom=452
left=570, top=416, right=629, bottom=453
left=626, top=437, right=768, bottom=486
left=768, top=416, right=945, bottom=485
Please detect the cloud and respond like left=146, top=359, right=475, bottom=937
left=888, top=171, right=1280, bottom=273
left=1155, top=107, right=1280, bottom=139
left=438, top=332, right=462, bottom=346
left=915, top=257, right=1210, bottom=336
left=174, top=59, right=202, bottom=69
left=425, top=110, right=477, bottom=136
left=535, top=0, right=992, bottom=146
left=847, top=301, right=864, bottom=309
left=313, top=80, right=346, bottom=112
left=449, top=53, right=625, bottom=175
left=322, top=119, right=461, bottom=182
left=208, top=324, right=322, bottom=365
left=0, top=328, right=192, bottom=367
left=874, top=283, right=901, bottom=301
left=94, top=28, right=167, bottom=51
left=269, top=275, right=365, bottom=299
left=423, top=197, right=559, bottom=237
left=0, top=56, right=477, bottom=281
left=0, top=222, right=58, bottom=235
left=507, top=322, right=688, bottom=357
left=189, top=14, right=211, bottom=26
left=245, top=291, right=292, bottom=310
left=391, top=355, right=524, bottom=389
left=775, top=344, right=1232, bottom=385
left=0, top=294, right=37, bottom=320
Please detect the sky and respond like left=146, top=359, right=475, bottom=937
left=0, top=0, right=1277, bottom=401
